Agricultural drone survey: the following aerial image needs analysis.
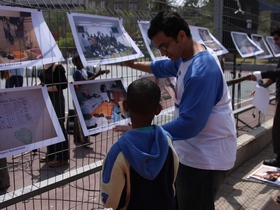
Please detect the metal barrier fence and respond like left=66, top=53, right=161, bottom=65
left=0, top=0, right=279, bottom=209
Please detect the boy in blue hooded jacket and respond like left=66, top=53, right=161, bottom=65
left=101, top=78, right=179, bottom=210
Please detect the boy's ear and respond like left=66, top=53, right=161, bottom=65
left=155, top=104, right=162, bottom=116
left=122, top=100, right=129, bottom=111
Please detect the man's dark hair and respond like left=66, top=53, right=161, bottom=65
left=271, top=25, right=280, bottom=36
left=148, top=10, right=192, bottom=40
left=127, top=78, right=160, bottom=115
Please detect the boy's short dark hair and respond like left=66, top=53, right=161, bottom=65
left=127, top=78, right=160, bottom=115
left=271, top=25, right=280, bottom=36
left=148, top=10, right=192, bottom=40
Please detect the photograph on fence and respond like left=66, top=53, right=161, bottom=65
left=67, top=13, right=144, bottom=67
left=0, top=86, right=65, bottom=158
left=0, top=6, right=64, bottom=71
left=248, top=164, right=280, bottom=186
left=231, top=31, right=263, bottom=58
left=140, top=74, right=175, bottom=115
left=69, top=78, right=130, bottom=136
left=138, top=20, right=167, bottom=61
left=266, top=36, right=280, bottom=57
left=189, top=26, right=228, bottom=56
left=251, top=34, right=273, bottom=59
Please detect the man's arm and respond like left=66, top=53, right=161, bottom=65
left=123, top=60, right=152, bottom=74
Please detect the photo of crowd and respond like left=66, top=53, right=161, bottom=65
left=68, top=13, right=143, bottom=67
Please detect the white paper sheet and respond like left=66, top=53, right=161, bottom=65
left=252, top=82, right=270, bottom=115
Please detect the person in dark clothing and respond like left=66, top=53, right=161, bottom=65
left=37, top=62, right=69, bottom=168
left=101, top=78, right=179, bottom=210
left=72, top=55, right=110, bottom=146
left=248, top=25, right=280, bottom=167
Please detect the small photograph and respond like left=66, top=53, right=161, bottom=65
left=0, top=6, right=63, bottom=70
left=251, top=34, right=273, bottom=59
left=190, top=26, right=228, bottom=56
left=138, top=20, right=167, bottom=61
left=69, top=78, right=130, bottom=136
left=231, top=31, right=263, bottom=58
left=0, top=86, right=65, bottom=158
left=248, top=164, right=280, bottom=186
left=266, top=36, right=280, bottom=57
left=67, top=13, right=143, bottom=67
left=140, top=74, right=176, bottom=114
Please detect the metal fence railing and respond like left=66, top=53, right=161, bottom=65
left=0, top=0, right=279, bottom=209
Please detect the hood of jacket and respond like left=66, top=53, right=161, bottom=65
left=118, top=125, right=170, bottom=180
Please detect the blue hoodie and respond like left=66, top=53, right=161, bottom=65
left=101, top=125, right=179, bottom=210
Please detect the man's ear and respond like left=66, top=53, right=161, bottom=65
left=155, top=104, right=162, bottom=116
left=122, top=100, right=129, bottom=112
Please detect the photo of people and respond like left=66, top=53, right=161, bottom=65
left=231, top=31, right=263, bottom=58
left=0, top=6, right=64, bottom=70
left=0, top=86, right=65, bottom=158
left=266, top=36, right=280, bottom=57
left=189, top=26, right=228, bottom=56
left=141, top=74, right=176, bottom=114
left=249, top=164, right=280, bottom=186
left=138, top=20, right=167, bottom=61
left=67, top=13, right=143, bottom=67
left=69, top=78, right=130, bottom=136
left=251, top=34, right=273, bottom=59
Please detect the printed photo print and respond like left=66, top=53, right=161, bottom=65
left=0, top=6, right=63, bottom=70
left=266, top=36, right=280, bottom=57
left=67, top=13, right=143, bottom=67
left=0, top=86, right=64, bottom=158
left=70, top=78, right=130, bottom=136
left=190, top=26, right=228, bottom=56
left=231, top=31, right=263, bottom=58
left=251, top=34, right=273, bottom=59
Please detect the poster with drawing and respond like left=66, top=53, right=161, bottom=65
left=69, top=78, right=130, bottom=136
left=251, top=34, right=273, bottom=59
left=0, top=86, right=65, bottom=158
left=266, top=36, right=280, bottom=57
left=140, top=74, right=176, bottom=114
left=231, top=31, right=263, bottom=58
left=138, top=20, right=167, bottom=61
left=67, top=13, right=144, bottom=67
left=0, top=6, right=64, bottom=71
left=248, top=164, right=280, bottom=186
left=189, top=26, right=228, bottom=56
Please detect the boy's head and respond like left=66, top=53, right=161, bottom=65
left=124, top=78, right=161, bottom=117
left=148, top=10, right=192, bottom=41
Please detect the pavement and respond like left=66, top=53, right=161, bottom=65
left=215, top=143, right=280, bottom=210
